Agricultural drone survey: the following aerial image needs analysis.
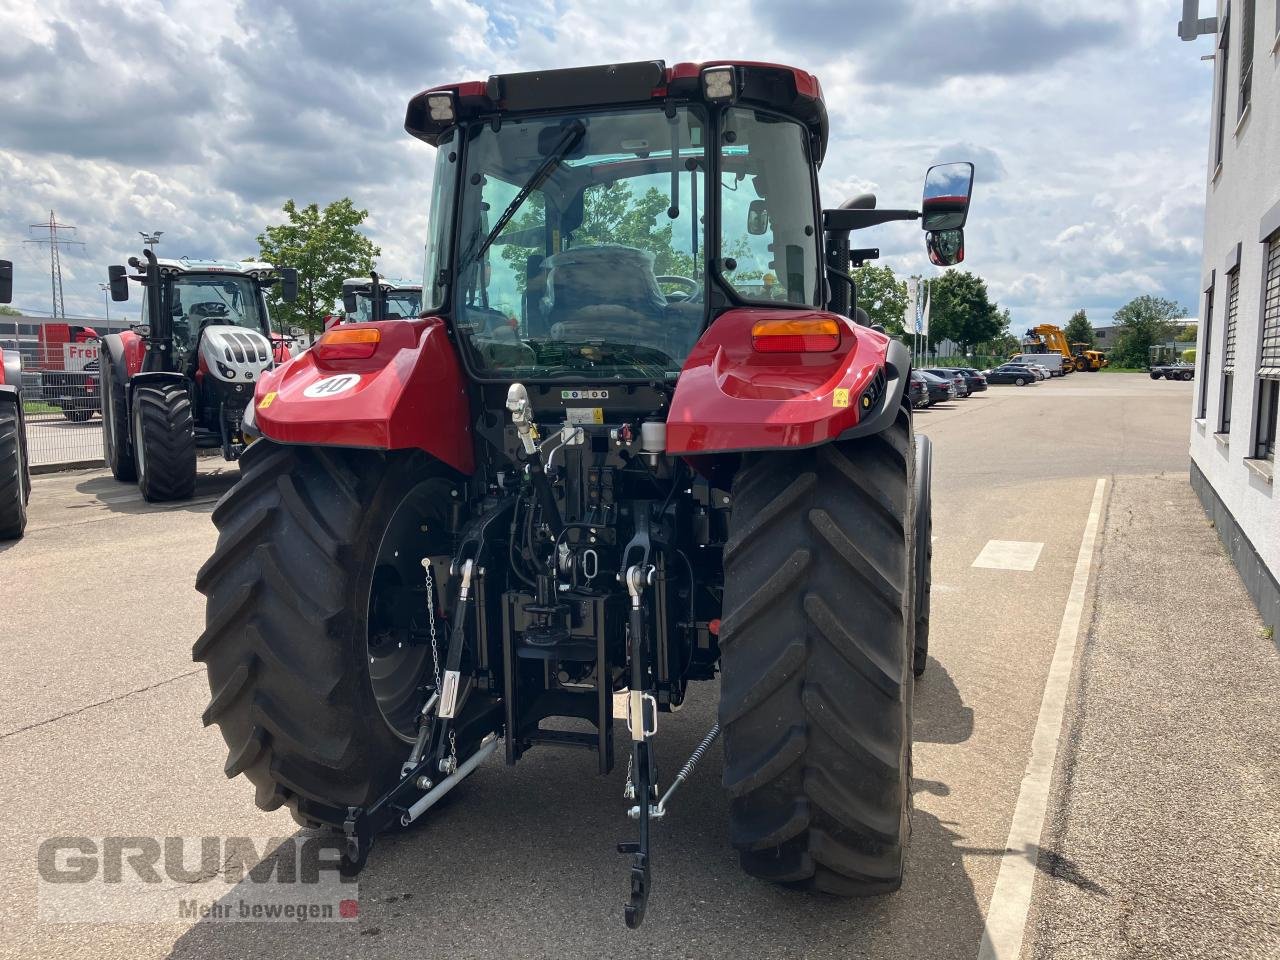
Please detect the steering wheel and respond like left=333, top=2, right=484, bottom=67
left=656, top=275, right=699, bottom=302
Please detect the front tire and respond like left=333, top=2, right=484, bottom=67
left=195, top=441, right=462, bottom=827
left=132, top=383, right=196, bottom=502
left=719, top=407, right=915, bottom=895
left=0, top=405, right=28, bottom=541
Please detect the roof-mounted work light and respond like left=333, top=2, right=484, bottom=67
left=702, top=66, right=737, bottom=102
left=426, top=93, right=456, bottom=123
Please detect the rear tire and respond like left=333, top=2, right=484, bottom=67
left=1015, top=377, right=1026, bottom=386
left=719, top=406, right=915, bottom=895
left=132, top=383, right=196, bottom=502
left=913, top=436, right=932, bottom=678
left=101, top=362, right=136, bottom=482
left=1182, top=370, right=1194, bottom=381
left=0, top=405, right=28, bottom=541
left=195, top=441, right=462, bottom=827
left=1149, top=371, right=1161, bottom=380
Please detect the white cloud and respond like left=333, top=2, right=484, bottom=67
left=0, top=0, right=1213, bottom=328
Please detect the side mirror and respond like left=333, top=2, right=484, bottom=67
left=0, top=260, right=11, bottom=304
left=921, top=161, right=974, bottom=231
left=134, top=324, right=151, bottom=337
left=278, top=267, right=299, bottom=303
left=926, top=228, right=965, bottom=266
left=342, top=291, right=359, bottom=315
left=747, top=199, right=769, bottom=236
left=108, top=265, right=130, bottom=302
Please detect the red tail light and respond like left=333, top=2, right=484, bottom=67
left=316, top=327, right=380, bottom=360
left=751, top=318, right=841, bottom=353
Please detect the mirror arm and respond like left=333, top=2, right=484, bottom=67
left=822, top=208, right=920, bottom=232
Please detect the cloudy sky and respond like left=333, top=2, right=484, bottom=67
left=1, top=0, right=1215, bottom=329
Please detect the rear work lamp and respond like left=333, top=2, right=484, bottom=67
left=316, top=326, right=381, bottom=360
left=750, top=317, right=842, bottom=353
left=426, top=93, right=456, bottom=123
left=702, top=66, right=737, bottom=102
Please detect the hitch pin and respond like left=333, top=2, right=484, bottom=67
left=629, top=722, right=720, bottom=820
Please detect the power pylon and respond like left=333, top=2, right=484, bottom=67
left=25, top=211, right=84, bottom=320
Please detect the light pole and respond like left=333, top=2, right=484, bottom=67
left=139, top=230, right=163, bottom=251
left=98, top=281, right=110, bottom=324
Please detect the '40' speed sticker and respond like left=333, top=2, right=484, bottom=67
left=303, top=374, right=362, bottom=398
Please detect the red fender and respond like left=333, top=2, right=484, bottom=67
left=253, top=317, right=474, bottom=475
left=667, top=307, right=899, bottom=455
left=118, top=330, right=147, bottom=377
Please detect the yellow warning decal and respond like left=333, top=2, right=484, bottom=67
left=258, top=391, right=277, bottom=409
left=832, top=388, right=850, bottom=408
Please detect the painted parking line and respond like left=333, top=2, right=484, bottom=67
left=977, top=478, right=1108, bottom=960
left=972, top=540, right=1044, bottom=571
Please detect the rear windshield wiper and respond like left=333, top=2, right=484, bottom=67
left=461, top=120, right=586, bottom=270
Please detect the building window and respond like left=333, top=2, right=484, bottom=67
left=1199, top=282, right=1215, bottom=418
left=1221, top=268, right=1240, bottom=432
left=1239, top=0, right=1255, bottom=119
left=1255, top=236, right=1280, bottom=460
left=1215, top=7, right=1232, bottom=166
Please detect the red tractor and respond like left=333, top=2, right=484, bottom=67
left=0, top=259, right=30, bottom=540
left=101, top=255, right=297, bottom=501
left=195, top=60, right=971, bottom=926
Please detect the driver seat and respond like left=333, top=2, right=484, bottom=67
left=542, top=245, right=669, bottom=345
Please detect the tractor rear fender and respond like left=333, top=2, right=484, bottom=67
left=251, top=317, right=474, bottom=475
left=0, top=383, right=19, bottom=409
left=667, top=307, right=908, bottom=455
left=0, top=345, right=20, bottom=390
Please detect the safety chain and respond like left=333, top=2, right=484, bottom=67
left=423, top=559, right=442, bottom=695
left=423, top=557, right=459, bottom=775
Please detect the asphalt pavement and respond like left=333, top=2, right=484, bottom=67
left=1, top=372, right=1274, bottom=959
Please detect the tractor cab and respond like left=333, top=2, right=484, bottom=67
left=341, top=274, right=423, bottom=322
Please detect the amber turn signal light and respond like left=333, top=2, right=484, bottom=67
left=750, top=317, right=841, bottom=353
left=316, top=326, right=380, bottom=360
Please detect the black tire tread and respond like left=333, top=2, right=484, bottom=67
left=0, top=405, right=27, bottom=541
left=719, top=406, right=915, bottom=896
left=134, top=383, right=196, bottom=501
left=195, top=441, right=445, bottom=826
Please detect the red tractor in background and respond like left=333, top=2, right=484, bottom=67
left=0, top=259, right=31, bottom=540
left=196, top=60, right=971, bottom=927
left=37, top=322, right=101, bottom=422
left=102, top=254, right=297, bottom=501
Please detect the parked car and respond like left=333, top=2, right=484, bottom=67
left=909, top=370, right=931, bottom=408
left=918, top=369, right=957, bottom=404
left=1025, top=363, right=1049, bottom=380
left=923, top=367, right=969, bottom=398
left=1009, top=352, right=1068, bottom=377
left=985, top=363, right=1039, bottom=386
left=952, top=367, right=989, bottom=392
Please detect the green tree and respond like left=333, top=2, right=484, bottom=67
left=256, top=198, right=381, bottom=334
left=1175, top=323, right=1198, bottom=343
left=0, top=305, right=20, bottom=317
left=1064, top=308, right=1094, bottom=348
left=926, top=270, right=1002, bottom=351
left=852, top=264, right=908, bottom=335
left=1110, top=295, right=1186, bottom=367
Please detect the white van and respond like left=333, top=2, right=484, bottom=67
left=1009, top=353, right=1066, bottom=376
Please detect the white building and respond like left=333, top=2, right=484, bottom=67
left=1182, top=0, right=1279, bottom=630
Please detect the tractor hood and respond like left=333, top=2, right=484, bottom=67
left=200, top=326, right=272, bottom=384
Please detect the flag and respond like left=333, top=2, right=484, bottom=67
left=906, top=278, right=919, bottom=332
left=921, top=286, right=931, bottom=340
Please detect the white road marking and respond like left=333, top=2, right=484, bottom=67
left=972, top=539, right=1044, bottom=571
left=976, top=478, right=1108, bottom=960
